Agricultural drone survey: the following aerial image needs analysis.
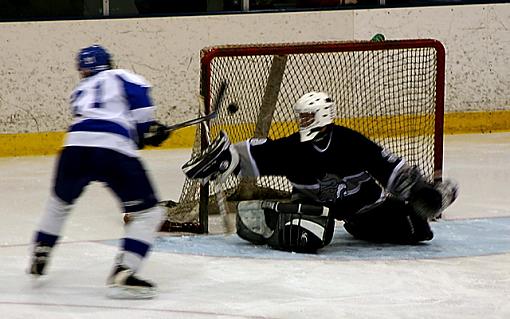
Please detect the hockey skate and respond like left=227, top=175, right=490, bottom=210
left=106, top=265, right=157, bottom=299
left=28, top=243, right=52, bottom=276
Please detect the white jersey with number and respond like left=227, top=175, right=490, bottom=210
left=65, top=69, right=156, bottom=157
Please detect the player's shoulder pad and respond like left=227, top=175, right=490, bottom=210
left=110, top=69, right=151, bottom=88
left=333, top=124, right=369, bottom=141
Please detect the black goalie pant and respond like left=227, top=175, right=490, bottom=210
left=343, top=197, right=433, bottom=244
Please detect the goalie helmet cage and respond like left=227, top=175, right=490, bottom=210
left=162, top=38, right=445, bottom=234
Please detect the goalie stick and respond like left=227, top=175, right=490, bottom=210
left=201, top=126, right=235, bottom=233
left=198, top=82, right=234, bottom=233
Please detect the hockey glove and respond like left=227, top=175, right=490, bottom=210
left=387, top=164, right=423, bottom=201
left=143, top=122, right=170, bottom=147
left=410, top=179, right=459, bottom=219
left=182, top=131, right=239, bottom=184
left=387, top=164, right=459, bottom=219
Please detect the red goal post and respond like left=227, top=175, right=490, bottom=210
left=162, top=39, right=446, bottom=234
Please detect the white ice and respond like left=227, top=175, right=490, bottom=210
left=1, top=133, right=509, bottom=319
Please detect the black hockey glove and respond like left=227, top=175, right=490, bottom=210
left=409, top=179, right=459, bottom=220
left=143, top=122, right=170, bottom=147
left=317, top=173, right=346, bottom=203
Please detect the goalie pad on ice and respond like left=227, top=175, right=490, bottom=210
left=182, top=131, right=240, bottom=184
left=236, top=200, right=335, bottom=253
left=236, top=201, right=276, bottom=244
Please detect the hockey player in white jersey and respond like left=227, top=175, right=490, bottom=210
left=28, top=44, right=170, bottom=299
left=183, top=92, right=458, bottom=253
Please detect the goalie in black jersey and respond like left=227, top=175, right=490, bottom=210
left=183, top=92, right=458, bottom=253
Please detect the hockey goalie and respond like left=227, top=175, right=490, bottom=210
left=183, top=92, right=458, bottom=253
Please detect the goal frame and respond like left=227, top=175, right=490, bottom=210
left=195, top=39, right=446, bottom=233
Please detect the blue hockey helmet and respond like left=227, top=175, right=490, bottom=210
left=77, top=44, right=112, bottom=75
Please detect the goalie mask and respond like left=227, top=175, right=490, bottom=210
left=77, top=44, right=112, bottom=75
left=293, top=92, right=336, bottom=142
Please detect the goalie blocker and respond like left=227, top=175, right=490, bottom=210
left=236, top=200, right=335, bottom=253
left=182, top=131, right=239, bottom=184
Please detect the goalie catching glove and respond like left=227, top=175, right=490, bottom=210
left=182, top=130, right=240, bottom=184
left=387, top=164, right=458, bottom=219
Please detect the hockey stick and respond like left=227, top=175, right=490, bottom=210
left=163, top=112, right=216, bottom=133
left=200, top=124, right=235, bottom=233
left=142, top=81, right=228, bottom=233
left=162, top=81, right=227, bottom=133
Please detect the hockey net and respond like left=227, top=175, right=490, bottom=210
left=161, top=39, right=445, bottom=233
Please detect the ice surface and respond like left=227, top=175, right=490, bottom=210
left=1, top=134, right=509, bottom=319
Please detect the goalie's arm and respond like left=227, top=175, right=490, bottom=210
left=182, top=132, right=294, bottom=183
left=318, top=127, right=453, bottom=217
left=233, top=135, right=298, bottom=178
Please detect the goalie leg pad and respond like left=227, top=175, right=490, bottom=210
left=343, top=198, right=433, bottom=244
left=182, top=131, right=240, bottom=183
left=267, top=204, right=335, bottom=253
left=236, top=200, right=275, bottom=245
left=236, top=200, right=334, bottom=252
